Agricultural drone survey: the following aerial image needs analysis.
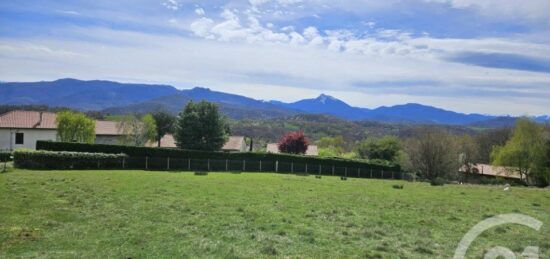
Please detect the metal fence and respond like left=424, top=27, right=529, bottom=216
left=111, top=157, right=404, bottom=180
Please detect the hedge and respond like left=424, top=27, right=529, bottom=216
left=0, top=151, right=12, bottom=162
left=14, top=150, right=127, bottom=170
left=36, top=141, right=400, bottom=171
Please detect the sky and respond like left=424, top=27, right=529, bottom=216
left=1, top=0, right=550, bottom=116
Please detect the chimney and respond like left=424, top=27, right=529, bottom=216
left=38, top=112, right=43, bottom=127
left=33, top=111, right=44, bottom=128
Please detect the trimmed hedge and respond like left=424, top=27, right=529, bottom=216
left=14, top=150, right=127, bottom=170
left=0, top=151, right=12, bottom=162
left=36, top=141, right=400, bottom=171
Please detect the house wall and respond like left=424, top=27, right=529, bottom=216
left=0, top=129, right=57, bottom=150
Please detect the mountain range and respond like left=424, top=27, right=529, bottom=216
left=1, top=78, right=548, bottom=126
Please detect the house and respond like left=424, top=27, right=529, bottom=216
left=0, top=111, right=57, bottom=150
left=459, top=163, right=523, bottom=180
left=222, top=136, right=247, bottom=152
left=151, top=134, right=248, bottom=152
left=0, top=110, right=125, bottom=150
left=94, top=120, right=126, bottom=145
left=266, top=143, right=319, bottom=156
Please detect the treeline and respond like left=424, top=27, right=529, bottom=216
left=314, top=118, right=548, bottom=186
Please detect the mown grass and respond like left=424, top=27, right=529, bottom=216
left=1, top=170, right=549, bottom=258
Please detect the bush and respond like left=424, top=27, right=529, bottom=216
left=14, top=150, right=127, bottom=170
left=430, top=177, right=446, bottom=186
left=36, top=141, right=400, bottom=173
left=0, top=151, right=12, bottom=162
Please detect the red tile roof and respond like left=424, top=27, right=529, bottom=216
left=0, top=110, right=57, bottom=129
left=95, top=120, right=124, bottom=136
left=266, top=143, right=318, bottom=156
left=152, top=134, right=245, bottom=151
left=0, top=110, right=123, bottom=135
left=222, top=136, right=246, bottom=151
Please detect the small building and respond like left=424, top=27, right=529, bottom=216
left=0, top=111, right=57, bottom=150
left=222, top=136, right=247, bottom=152
left=0, top=110, right=126, bottom=150
left=266, top=143, right=318, bottom=156
left=152, top=134, right=248, bottom=152
left=459, top=163, right=523, bottom=180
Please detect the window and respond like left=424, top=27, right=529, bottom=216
left=15, top=133, right=24, bottom=145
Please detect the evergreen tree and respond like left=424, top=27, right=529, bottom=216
left=174, top=101, right=229, bottom=151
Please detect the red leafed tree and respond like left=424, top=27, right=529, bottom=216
left=278, top=131, right=310, bottom=154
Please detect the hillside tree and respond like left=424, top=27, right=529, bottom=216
left=152, top=110, right=175, bottom=147
left=491, top=117, right=548, bottom=185
left=406, top=128, right=459, bottom=183
left=119, top=114, right=157, bottom=146
left=356, top=136, right=401, bottom=162
left=278, top=131, right=309, bottom=154
left=174, top=101, right=229, bottom=151
left=317, top=136, right=345, bottom=157
left=56, top=111, right=96, bottom=143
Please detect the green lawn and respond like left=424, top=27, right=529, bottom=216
left=1, top=170, right=549, bottom=258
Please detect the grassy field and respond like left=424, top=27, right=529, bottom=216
left=1, top=170, right=549, bottom=258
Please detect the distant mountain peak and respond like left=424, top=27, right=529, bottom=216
left=315, top=94, right=340, bottom=104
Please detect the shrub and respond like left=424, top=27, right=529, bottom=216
left=14, top=150, right=127, bottom=170
left=430, top=177, right=446, bottom=186
left=0, top=151, right=12, bottom=162
left=278, top=131, right=309, bottom=154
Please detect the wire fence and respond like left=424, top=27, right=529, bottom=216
left=104, top=156, right=406, bottom=180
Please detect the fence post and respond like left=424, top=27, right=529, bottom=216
left=145, top=156, right=148, bottom=170
left=381, top=170, right=384, bottom=179
left=332, top=165, right=335, bottom=176
left=345, top=167, right=347, bottom=177
left=122, top=157, right=125, bottom=169
left=259, top=160, right=262, bottom=172
left=167, top=157, right=170, bottom=170
left=225, top=159, right=228, bottom=171
left=276, top=160, right=279, bottom=172
left=305, top=163, right=308, bottom=174
left=97, top=159, right=100, bottom=169
left=370, top=169, right=373, bottom=178
left=319, top=165, right=322, bottom=175
left=188, top=158, right=190, bottom=171
left=358, top=168, right=360, bottom=178
left=291, top=162, right=294, bottom=173
left=207, top=159, right=210, bottom=171
left=391, top=171, right=394, bottom=179
left=242, top=160, right=245, bottom=171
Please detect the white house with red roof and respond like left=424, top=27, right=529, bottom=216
left=0, top=110, right=126, bottom=150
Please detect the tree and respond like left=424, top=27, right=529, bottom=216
left=457, top=135, right=480, bottom=174
left=406, top=128, right=459, bottom=183
left=356, top=136, right=401, bottom=161
left=317, top=136, right=345, bottom=157
left=474, top=128, right=511, bottom=163
left=491, top=117, right=547, bottom=185
left=152, top=110, right=175, bottom=147
left=56, top=111, right=96, bottom=143
left=119, top=114, right=157, bottom=146
left=174, top=101, right=229, bottom=151
left=278, top=131, right=309, bottom=154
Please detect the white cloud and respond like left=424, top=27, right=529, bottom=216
left=190, top=17, right=215, bottom=38
left=194, top=8, right=205, bottom=16
left=162, top=0, right=180, bottom=11
left=440, top=0, right=550, bottom=23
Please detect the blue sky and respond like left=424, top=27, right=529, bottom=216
left=1, top=0, right=550, bottom=115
